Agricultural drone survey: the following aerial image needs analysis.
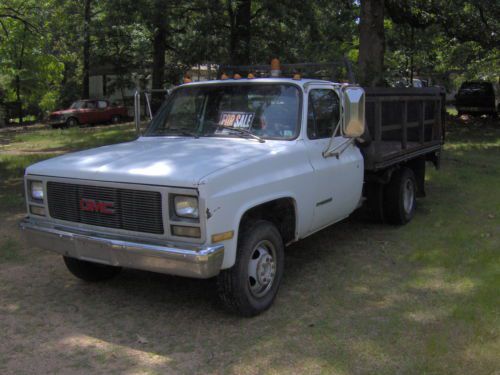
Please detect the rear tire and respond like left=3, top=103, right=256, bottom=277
left=384, top=167, right=417, bottom=225
left=63, top=256, right=122, bottom=282
left=217, top=220, right=284, bottom=317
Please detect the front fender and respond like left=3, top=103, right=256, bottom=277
left=205, top=192, right=299, bottom=270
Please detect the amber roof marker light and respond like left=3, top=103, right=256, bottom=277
left=220, top=73, right=229, bottom=80
left=270, top=58, right=281, bottom=77
left=183, top=74, right=192, bottom=83
left=234, top=73, right=242, bottom=80
left=247, top=73, right=255, bottom=79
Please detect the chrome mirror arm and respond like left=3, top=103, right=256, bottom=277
left=322, top=96, right=344, bottom=158
left=322, top=138, right=354, bottom=159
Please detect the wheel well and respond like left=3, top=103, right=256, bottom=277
left=239, top=198, right=296, bottom=245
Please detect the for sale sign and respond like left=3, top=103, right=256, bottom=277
left=218, top=111, right=255, bottom=128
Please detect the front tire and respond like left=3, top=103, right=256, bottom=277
left=217, top=220, right=284, bottom=317
left=384, top=167, right=417, bottom=225
left=63, top=256, right=122, bottom=282
left=66, top=117, right=78, bottom=127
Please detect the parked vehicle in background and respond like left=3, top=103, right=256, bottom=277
left=48, top=99, right=129, bottom=128
left=21, top=60, right=445, bottom=316
left=455, top=81, right=499, bottom=117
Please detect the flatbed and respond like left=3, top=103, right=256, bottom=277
left=361, top=87, right=445, bottom=171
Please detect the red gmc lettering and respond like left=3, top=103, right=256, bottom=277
left=79, top=198, right=115, bottom=214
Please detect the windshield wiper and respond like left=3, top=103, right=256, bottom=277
left=216, top=125, right=265, bottom=143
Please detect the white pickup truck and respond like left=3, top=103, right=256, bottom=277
left=21, top=71, right=444, bottom=316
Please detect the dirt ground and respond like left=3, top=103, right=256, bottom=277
left=0, top=117, right=499, bottom=375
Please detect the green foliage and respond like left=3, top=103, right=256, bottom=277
left=384, top=0, right=499, bottom=89
left=0, top=0, right=498, bottom=119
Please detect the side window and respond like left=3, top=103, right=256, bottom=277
left=97, top=100, right=108, bottom=109
left=86, top=101, right=96, bottom=109
left=307, top=89, right=340, bottom=139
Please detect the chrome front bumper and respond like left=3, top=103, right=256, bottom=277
left=20, top=218, right=224, bottom=278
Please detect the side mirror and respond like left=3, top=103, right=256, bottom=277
left=342, top=87, right=365, bottom=138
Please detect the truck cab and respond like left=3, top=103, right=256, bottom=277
left=21, top=70, right=444, bottom=316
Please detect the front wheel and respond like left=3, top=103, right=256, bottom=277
left=63, top=256, right=122, bottom=282
left=217, top=220, right=284, bottom=317
left=384, top=167, right=417, bottom=225
left=65, top=117, right=78, bottom=127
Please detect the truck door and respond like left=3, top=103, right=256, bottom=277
left=305, top=85, right=364, bottom=232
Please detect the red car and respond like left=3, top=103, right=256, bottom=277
left=48, top=99, right=128, bottom=128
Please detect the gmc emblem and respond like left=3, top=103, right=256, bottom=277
left=80, top=198, right=115, bottom=214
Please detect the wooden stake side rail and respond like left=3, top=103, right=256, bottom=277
left=361, top=87, right=445, bottom=171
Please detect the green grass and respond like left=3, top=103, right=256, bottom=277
left=384, top=117, right=500, bottom=374
left=0, top=123, right=136, bottom=211
left=4, top=123, right=136, bottom=153
left=0, top=116, right=498, bottom=374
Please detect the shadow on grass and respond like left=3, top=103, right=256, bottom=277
left=0, top=115, right=498, bottom=374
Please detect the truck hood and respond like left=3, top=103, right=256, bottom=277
left=26, top=137, right=279, bottom=187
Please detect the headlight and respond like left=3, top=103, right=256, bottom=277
left=30, top=181, right=44, bottom=201
left=174, top=195, right=199, bottom=218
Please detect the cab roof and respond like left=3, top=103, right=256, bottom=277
left=179, top=77, right=340, bottom=89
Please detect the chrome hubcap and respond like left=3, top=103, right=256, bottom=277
left=403, top=179, right=415, bottom=214
left=247, top=240, right=276, bottom=298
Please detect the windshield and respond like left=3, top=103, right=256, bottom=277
left=70, top=101, right=85, bottom=109
left=459, top=82, right=492, bottom=95
left=145, top=83, right=301, bottom=140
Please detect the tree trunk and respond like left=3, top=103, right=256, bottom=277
left=151, top=1, right=168, bottom=113
left=15, top=25, right=28, bottom=125
left=358, top=0, right=385, bottom=87
left=15, top=75, right=22, bottom=125
left=229, top=0, right=251, bottom=65
left=82, top=0, right=91, bottom=99
left=151, top=23, right=166, bottom=91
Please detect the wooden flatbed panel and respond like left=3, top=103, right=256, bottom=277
left=361, top=87, right=445, bottom=171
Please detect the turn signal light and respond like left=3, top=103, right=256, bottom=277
left=30, top=205, right=45, bottom=216
left=271, top=58, right=280, bottom=70
left=271, top=58, right=281, bottom=77
left=211, top=231, right=234, bottom=243
left=171, top=225, right=201, bottom=238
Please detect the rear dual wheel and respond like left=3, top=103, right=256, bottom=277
left=384, top=167, right=417, bottom=225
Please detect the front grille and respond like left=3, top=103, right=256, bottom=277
left=47, top=181, right=164, bottom=234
